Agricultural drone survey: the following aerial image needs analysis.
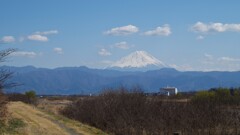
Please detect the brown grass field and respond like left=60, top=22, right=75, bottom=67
left=7, top=101, right=107, bottom=135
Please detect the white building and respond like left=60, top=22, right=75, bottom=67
left=160, top=87, right=178, bottom=96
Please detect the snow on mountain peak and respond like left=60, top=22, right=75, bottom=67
left=110, top=51, right=166, bottom=68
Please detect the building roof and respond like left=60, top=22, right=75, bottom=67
left=160, top=87, right=177, bottom=91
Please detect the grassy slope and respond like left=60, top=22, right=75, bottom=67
left=7, top=102, right=107, bottom=135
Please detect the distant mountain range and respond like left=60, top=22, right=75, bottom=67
left=2, top=66, right=240, bottom=95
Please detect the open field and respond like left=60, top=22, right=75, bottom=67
left=7, top=101, right=107, bottom=135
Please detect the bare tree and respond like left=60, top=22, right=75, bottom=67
left=0, top=49, right=17, bottom=91
left=0, top=48, right=16, bottom=124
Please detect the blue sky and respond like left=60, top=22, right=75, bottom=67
left=0, top=0, right=240, bottom=71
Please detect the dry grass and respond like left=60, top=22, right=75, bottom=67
left=8, top=102, right=70, bottom=135
left=8, top=101, right=107, bottom=135
left=37, top=99, right=71, bottom=115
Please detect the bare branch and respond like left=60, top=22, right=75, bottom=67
left=0, top=48, right=16, bottom=63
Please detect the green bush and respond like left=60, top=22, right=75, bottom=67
left=191, top=90, right=215, bottom=103
left=25, top=90, right=37, bottom=105
left=192, top=88, right=240, bottom=105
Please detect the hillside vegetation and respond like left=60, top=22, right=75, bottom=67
left=62, top=87, right=240, bottom=135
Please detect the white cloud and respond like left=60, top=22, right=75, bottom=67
left=11, top=51, right=37, bottom=58
left=53, top=47, right=63, bottom=54
left=1, top=36, right=15, bottom=43
left=98, top=49, right=111, bottom=56
left=27, top=30, right=58, bottom=42
left=197, top=35, right=204, bottom=40
left=204, top=53, right=213, bottom=60
left=27, top=34, right=48, bottom=42
left=35, top=30, right=58, bottom=35
left=191, top=22, right=240, bottom=33
left=114, top=41, right=131, bottom=49
left=171, top=55, right=240, bottom=71
left=144, top=24, right=171, bottom=36
left=169, top=64, right=179, bottom=69
left=218, top=57, right=240, bottom=62
left=203, top=54, right=240, bottom=63
left=201, top=54, right=240, bottom=71
left=104, top=25, right=139, bottom=36
left=191, top=22, right=209, bottom=33
left=169, top=64, right=193, bottom=71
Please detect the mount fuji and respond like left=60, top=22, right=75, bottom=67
left=109, top=51, right=167, bottom=71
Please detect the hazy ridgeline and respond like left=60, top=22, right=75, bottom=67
left=4, top=65, right=240, bottom=95
left=61, top=87, right=240, bottom=135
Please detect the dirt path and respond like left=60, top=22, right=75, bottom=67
left=8, top=102, right=106, bottom=135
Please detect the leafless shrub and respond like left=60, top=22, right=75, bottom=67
left=0, top=93, right=8, bottom=124
left=61, top=87, right=240, bottom=135
left=7, top=93, right=29, bottom=103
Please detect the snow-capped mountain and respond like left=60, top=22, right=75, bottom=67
left=110, top=51, right=166, bottom=70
